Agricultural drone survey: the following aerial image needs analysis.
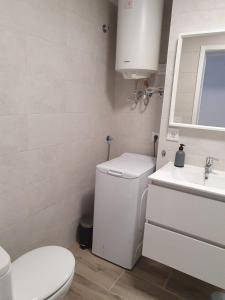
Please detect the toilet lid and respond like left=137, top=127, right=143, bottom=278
left=11, top=246, right=75, bottom=300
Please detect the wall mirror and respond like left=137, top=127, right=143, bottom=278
left=169, top=30, right=225, bottom=131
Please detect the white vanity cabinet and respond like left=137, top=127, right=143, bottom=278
left=143, top=182, right=225, bottom=289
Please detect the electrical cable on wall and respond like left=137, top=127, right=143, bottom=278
left=153, top=134, right=159, bottom=157
left=106, top=136, right=113, bottom=161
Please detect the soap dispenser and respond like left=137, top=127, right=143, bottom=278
left=174, top=144, right=185, bottom=167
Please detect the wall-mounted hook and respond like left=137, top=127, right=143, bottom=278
left=159, top=90, right=164, bottom=97
left=102, top=24, right=109, bottom=33
left=161, top=150, right=166, bottom=157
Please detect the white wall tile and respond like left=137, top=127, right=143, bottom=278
left=0, top=27, right=27, bottom=115
left=0, top=188, right=29, bottom=232
left=28, top=114, right=64, bottom=149
left=0, top=152, right=29, bottom=195
left=0, top=115, right=27, bottom=154
left=66, top=11, right=98, bottom=53
left=11, top=0, right=67, bottom=44
left=0, top=218, right=33, bottom=260
left=27, top=36, right=70, bottom=82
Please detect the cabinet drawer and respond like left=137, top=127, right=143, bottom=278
left=146, top=184, right=225, bottom=246
left=143, top=223, right=225, bottom=289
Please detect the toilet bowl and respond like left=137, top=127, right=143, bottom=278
left=0, top=245, right=75, bottom=300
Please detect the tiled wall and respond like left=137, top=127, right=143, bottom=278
left=0, top=0, right=117, bottom=259
left=157, top=0, right=225, bottom=170
left=111, top=69, right=165, bottom=157
left=111, top=0, right=172, bottom=158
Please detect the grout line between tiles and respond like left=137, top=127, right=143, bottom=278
left=159, top=270, right=186, bottom=300
left=108, top=269, right=126, bottom=292
left=160, top=269, right=186, bottom=299
left=110, top=267, right=185, bottom=300
left=126, top=266, right=185, bottom=300
left=163, top=268, right=173, bottom=289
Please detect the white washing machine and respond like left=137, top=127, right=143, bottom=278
left=92, top=153, right=156, bottom=269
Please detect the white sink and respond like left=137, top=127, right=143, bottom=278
left=150, top=162, right=225, bottom=199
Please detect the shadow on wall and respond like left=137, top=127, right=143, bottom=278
left=76, top=190, right=94, bottom=241
left=75, top=1, right=117, bottom=222
left=103, top=1, right=117, bottom=110
left=81, top=189, right=95, bottom=218
left=159, top=0, right=173, bottom=65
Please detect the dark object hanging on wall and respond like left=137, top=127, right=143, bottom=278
left=102, top=24, right=110, bottom=33
left=153, top=134, right=159, bottom=157
left=106, top=135, right=113, bottom=161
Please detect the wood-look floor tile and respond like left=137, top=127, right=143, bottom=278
left=64, top=289, right=77, bottom=300
left=67, top=244, right=221, bottom=300
left=71, top=244, right=123, bottom=290
left=68, top=273, right=125, bottom=300
left=111, top=272, right=183, bottom=300
left=166, top=270, right=223, bottom=300
left=131, top=256, right=171, bottom=287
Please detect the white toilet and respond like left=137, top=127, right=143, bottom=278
left=0, top=245, right=75, bottom=300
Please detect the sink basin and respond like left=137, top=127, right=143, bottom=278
left=206, top=173, right=225, bottom=190
left=150, top=162, right=225, bottom=199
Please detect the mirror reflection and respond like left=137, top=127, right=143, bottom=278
left=172, top=31, right=225, bottom=129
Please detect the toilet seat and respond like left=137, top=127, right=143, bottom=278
left=47, top=271, right=74, bottom=300
left=11, top=246, right=75, bottom=300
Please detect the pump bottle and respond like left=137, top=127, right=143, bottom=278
left=174, top=144, right=185, bottom=167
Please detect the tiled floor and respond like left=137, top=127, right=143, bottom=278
left=65, top=244, right=222, bottom=300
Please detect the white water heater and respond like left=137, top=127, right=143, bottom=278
left=116, top=0, right=164, bottom=79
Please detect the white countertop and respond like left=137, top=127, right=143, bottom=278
left=149, top=162, right=225, bottom=200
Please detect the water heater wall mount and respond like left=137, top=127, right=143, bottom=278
left=115, top=0, right=164, bottom=79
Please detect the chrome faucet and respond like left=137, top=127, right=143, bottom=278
left=204, top=157, right=218, bottom=180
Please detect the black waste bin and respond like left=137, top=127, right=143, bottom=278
left=78, top=216, right=93, bottom=250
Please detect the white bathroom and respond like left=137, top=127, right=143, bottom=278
left=0, top=0, right=225, bottom=299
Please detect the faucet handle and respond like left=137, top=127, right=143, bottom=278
left=206, top=156, right=219, bottom=166
left=206, top=156, right=212, bottom=166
